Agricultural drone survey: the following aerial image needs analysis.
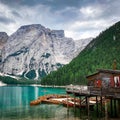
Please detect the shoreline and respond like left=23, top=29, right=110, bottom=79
left=0, top=82, right=66, bottom=88
left=0, top=81, right=7, bottom=86
left=29, top=84, right=66, bottom=88
left=40, top=85, right=66, bottom=88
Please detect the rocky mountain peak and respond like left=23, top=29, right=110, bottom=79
left=18, top=24, right=65, bottom=39
left=51, top=30, right=64, bottom=38
left=19, top=24, right=45, bottom=29
left=0, top=32, right=8, bottom=50
left=0, top=24, right=92, bottom=80
left=0, top=32, right=8, bottom=44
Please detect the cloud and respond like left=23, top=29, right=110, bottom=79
left=12, top=11, right=21, bottom=18
left=0, top=2, right=79, bottom=35
left=0, top=0, right=120, bottom=40
left=65, top=0, right=120, bottom=39
left=80, top=6, right=103, bottom=19
left=0, top=2, right=52, bottom=34
left=0, top=16, right=15, bottom=24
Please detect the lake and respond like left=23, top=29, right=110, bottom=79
left=0, top=86, right=86, bottom=120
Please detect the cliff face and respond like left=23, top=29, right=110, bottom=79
left=0, top=24, right=92, bottom=79
left=0, top=32, right=8, bottom=63
left=0, top=32, right=8, bottom=48
left=40, top=21, right=120, bottom=85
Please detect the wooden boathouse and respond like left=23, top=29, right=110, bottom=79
left=66, top=69, right=120, bottom=118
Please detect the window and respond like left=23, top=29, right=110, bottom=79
left=114, top=76, right=120, bottom=87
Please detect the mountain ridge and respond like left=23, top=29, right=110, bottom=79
left=41, top=21, right=120, bottom=85
left=0, top=24, right=92, bottom=80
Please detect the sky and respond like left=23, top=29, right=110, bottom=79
left=0, top=0, right=120, bottom=40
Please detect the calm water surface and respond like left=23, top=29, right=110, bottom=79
left=0, top=86, right=85, bottom=120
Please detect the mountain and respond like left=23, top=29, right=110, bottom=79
left=41, top=21, right=120, bottom=85
left=0, top=32, right=8, bottom=63
left=0, top=24, right=92, bottom=80
left=0, top=32, right=8, bottom=48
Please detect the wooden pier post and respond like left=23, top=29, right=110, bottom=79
left=100, top=96, right=103, bottom=117
left=118, top=100, right=120, bottom=117
left=114, top=99, right=117, bottom=117
left=110, top=98, right=113, bottom=117
left=85, top=96, right=90, bottom=119
left=79, top=96, right=81, bottom=107
left=96, top=96, right=99, bottom=117
left=105, top=99, right=108, bottom=120
left=67, top=94, right=69, bottom=112
left=79, top=96, right=82, bottom=117
left=87, top=96, right=90, bottom=120
left=67, top=95, right=69, bottom=118
left=74, top=94, right=76, bottom=111
left=85, top=96, right=88, bottom=114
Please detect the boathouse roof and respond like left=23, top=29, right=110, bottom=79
left=86, top=69, right=120, bottom=79
left=97, top=69, right=120, bottom=74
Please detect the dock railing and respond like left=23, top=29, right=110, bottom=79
left=66, top=85, right=90, bottom=95
left=66, top=85, right=120, bottom=98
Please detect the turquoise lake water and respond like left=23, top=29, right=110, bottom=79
left=0, top=86, right=86, bottom=120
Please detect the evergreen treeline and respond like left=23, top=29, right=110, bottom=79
left=0, top=76, right=41, bottom=84
left=41, top=21, right=120, bottom=86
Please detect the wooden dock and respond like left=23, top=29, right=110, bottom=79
left=66, top=84, right=120, bottom=118
left=30, top=68, right=120, bottom=118
left=66, top=85, right=120, bottom=98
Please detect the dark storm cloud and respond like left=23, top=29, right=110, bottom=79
left=0, top=0, right=101, bottom=11
left=0, top=16, right=15, bottom=24
left=102, top=0, right=120, bottom=19
left=52, top=7, right=79, bottom=24
left=0, top=0, right=120, bottom=39
left=0, top=0, right=117, bottom=22
left=0, top=0, right=23, bottom=6
left=12, top=11, right=21, bottom=18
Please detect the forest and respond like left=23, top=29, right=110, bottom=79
left=0, top=76, right=41, bottom=85
left=41, top=21, right=120, bottom=86
left=1, top=21, right=120, bottom=85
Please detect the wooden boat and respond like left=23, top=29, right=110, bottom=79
left=62, top=99, right=81, bottom=108
left=30, top=94, right=97, bottom=108
left=30, top=94, right=69, bottom=106
left=30, top=99, right=42, bottom=105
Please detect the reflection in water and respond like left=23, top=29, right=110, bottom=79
left=1, top=86, right=79, bottom=120
left=0, top=86, right=99, bottom=120
left=34, top=87, right=38, bottom=99
left=0, top=86, right=33, bottom=108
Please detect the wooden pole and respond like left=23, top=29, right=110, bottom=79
left=100, top=96, right=103, bottom=117
left=86, top=96, right=88, bottom=114
left=74, top=95, right=75, bottom=108
left=114, top=99, right=117, bottom=117
left=67, top=94, right=69, bottom=111
left=96, top=96, right=99, bottom=117
left=74, top=94, right=76, bottom=111
left=79, top=96, right=82, bottom=117
left=85, top=96, right=90, bottom=119
left=66, top=93, right=70, bottom=118
left=79, top=96, right=81, bottom=107
left=105, top=99, right=108, bottom=120
left=110, top=98, right=113, bottom=117
left=118, top=100, right=120, bottom=117
left=87, top=96, right=90, bottom=120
